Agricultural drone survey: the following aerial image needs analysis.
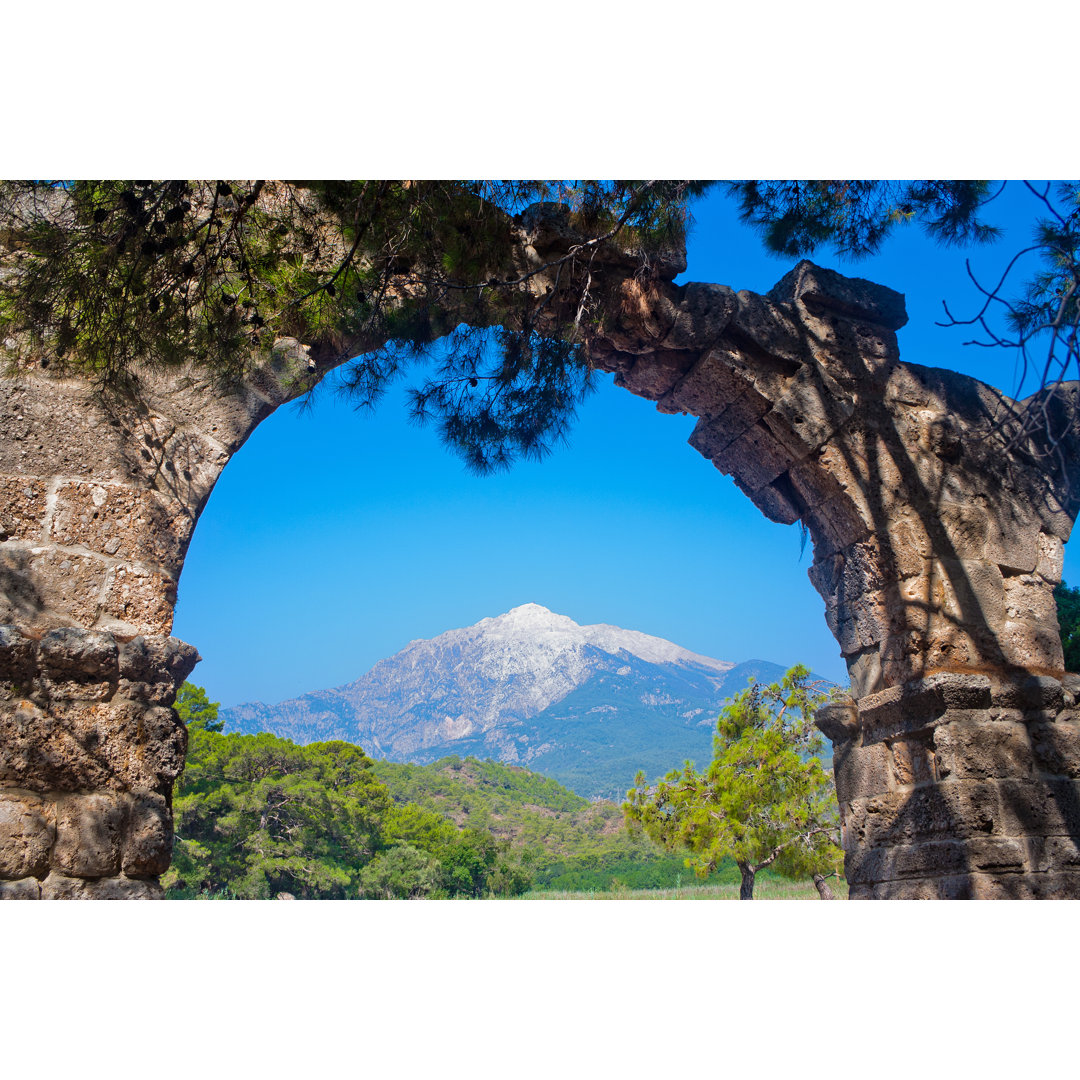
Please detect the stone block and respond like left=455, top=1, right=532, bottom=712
left=912, top=673, right=993, bottom=712
left=847, top=780, right=1000, bottom=848
left=0, top=877, right=41, bottom=899
left=1031, top=872, right=1080, bottom=899
left=791, top=461, right=872, bottom=553
left=40, top=872, right=163, bottom=899
left=0, top=791, right=55, bottom=879
left=889, top=736, right=937, bottom=787
left=1029, top=718, right=1080, bottom=778
left=846, top=840, right=971, bottom=885
left=967, top=835, right=1028, bottom=872
left=660, top=349, right=752, bottom=419
left=933, top=719, right=1035, bottom=781
left=814, top=701, right=859, bottom=743
left=846, top=647, right=885, bottom=699
left=833, top=741, right=891, bottom=802
left=967, top=873, right=1039, bottom=900
left=11, top=698, right=186, bottom=793
left=927, top=558, right=1005, bottom=627
left=877, top=872, right=1038, bottom=900
left=0, top=625, right=36, bottom=684
left=0, top=379, right=142, bottom=482
left=1036, top=531, right=1065, bottom=585
left=615, top=350, right=697, bottom=402
left=26, top=547, right=109, bottom=630
left=884, top=366, right=933, bottom=408
left=767, top=261, right=908, bottom=331
left=993, top=777, right=1080, bottom=838
left=49, top=481, right=194, bottom=577
left=711, top=421, right=797, bottom=493
left=984, top=510, right=1041, bottom=575
left=857, top=674, right=992, bottom=741
left=730, top=290, right=810, bottom=365
left=122, top=793, right=173, bottom=878
left=991, top=675, right=1066, bottom=712
left=0, top=477, right=48, bottom=543
left=156, top=429, right=230, bottom=522
left=0, top=790, right=54, bottom=881
left=885, top=514, right=933, bottom=579
left=837, top=598, right=889, bottom=654
left=1002, top=573, right=1057, bottom=624
left=118, top=635, right=200, bottom=686
left=739, top=475, right=803, bottom=526
left=762, top=364, right=854, bottom=460
left=52, top=793, right=123, bottom=877
left=141, top=705, right=187, bottom=785
left=135, top=365, right=275, bottom=455
left=661, top=282, right=738, bottom=350
left=1028, top=834, right=1080, bottom=874
left=0, top=694, right=183, bottom=792
left=997, top=617, right=1065, bottom=672
left=39, top=627, right=119, bottom=680
left=99, top=564, right=176, bottom=636
left=937, top=502, right=990, bottom=559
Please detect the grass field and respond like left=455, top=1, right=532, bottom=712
left=522, top=876, right=848, bottom=900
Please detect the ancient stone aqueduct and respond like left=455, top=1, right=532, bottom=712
left=2, top=198, right=1080, bottom=899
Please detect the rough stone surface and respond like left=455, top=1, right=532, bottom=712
left=52, top=793, right=124, bottom=878
left=0, top=791, right=54, bottom=879
left=121, top=793, right=173, bottom=878
left=0, top=876, right=42, bottom=899
left=40, top=871, right=163, bottom=899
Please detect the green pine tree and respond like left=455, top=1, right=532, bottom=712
left=624, top=665, right=842, bottom=899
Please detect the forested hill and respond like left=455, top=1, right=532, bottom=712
left=168, top=682, right=699, bottom=897
left=372, top=755, right=694, bottom=891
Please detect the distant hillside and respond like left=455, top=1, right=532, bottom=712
left=372, top=755, right=704, bottom=892
left=222, top=604, right=831, bottom=798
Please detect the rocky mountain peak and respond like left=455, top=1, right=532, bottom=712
left=220, top=606, right=792, bottom=797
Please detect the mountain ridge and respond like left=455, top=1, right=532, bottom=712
left=221, top=604, right=823, bottom=798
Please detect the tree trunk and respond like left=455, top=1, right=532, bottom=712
left=738, top=863, right=755, bottom=900
left=812, top=874, right=836, bottom=900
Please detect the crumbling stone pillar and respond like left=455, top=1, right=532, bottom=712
left=588, top=259, right=1080, bottom=898
left=0, top=342, right=315, bottom=897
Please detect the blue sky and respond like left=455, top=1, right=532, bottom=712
left=173, top=183, right=1079, bottom=707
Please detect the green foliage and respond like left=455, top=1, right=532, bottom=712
left=174, top=681, right=222, bottom=732
left=724, top=180, right=1001, bottom=260
left=1055, top=580, right=1080, bottom=673
left=0, top=180, right=709, bottom=473
left=166, top=687, right=539, bottom=898
left=373, top=755, right=690, bottom=892
left=167, top=679, right=840, bottom=900
left=358, top=844, right=441, bottom=899
left=165, top=727, right=392, bottom=899
left=623, top=665, right=842, bottom=898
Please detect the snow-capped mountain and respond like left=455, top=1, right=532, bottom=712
left=220, top=603, right=799, bottom=798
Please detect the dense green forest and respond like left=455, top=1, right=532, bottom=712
left=166, top=683, right=705, bottom=898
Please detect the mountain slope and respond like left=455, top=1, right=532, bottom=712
left=221, top=604, right=814, bottom=798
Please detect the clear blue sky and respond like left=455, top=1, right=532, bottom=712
left=172, top=183, right=1079, bottom=707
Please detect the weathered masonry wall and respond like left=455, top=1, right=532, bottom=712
left=585, top=260, right=1080, bottom=898
left=3, top=202, right=1080, bottom=897
left=0, top=343, right=314, bottom=897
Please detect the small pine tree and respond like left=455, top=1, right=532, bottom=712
left=174, top=681, right=223, bottom=732
left=623, top=665, right=842, bottom=899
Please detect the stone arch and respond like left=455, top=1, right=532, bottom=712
left=3, top=209, right=1080, bottom=898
